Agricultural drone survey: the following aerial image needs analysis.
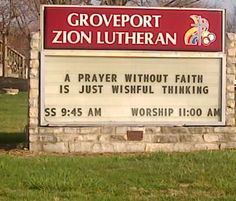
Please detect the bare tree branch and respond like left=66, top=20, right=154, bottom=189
left=100, top=0, right=128, bottom=6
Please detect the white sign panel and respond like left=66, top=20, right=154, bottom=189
left=40, top=53, right=224, bottom=126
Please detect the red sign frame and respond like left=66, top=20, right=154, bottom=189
left=42, top=6, right=224, bottom=52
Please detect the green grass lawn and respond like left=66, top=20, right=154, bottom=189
left=0, top=91, right=236, bottom=201
left=0, top=92, right=28, bottom=145
left=0, top=151, right=236, bottom=201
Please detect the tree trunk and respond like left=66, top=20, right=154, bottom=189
left=2, top=32, right=7, bottom=77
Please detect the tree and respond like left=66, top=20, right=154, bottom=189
left=158, top=0, right=200, bottom=7
left=0, top=0, right=15, bottom=76
left=100, top=0, right=128, bottom=6
left=0, top=0, right=76, bottom=77
left=99, top=0, right=201, bottom=6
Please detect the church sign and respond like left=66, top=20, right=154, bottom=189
left=43, top=6, right=224, bottom=51
left=40, top=6, right=225, bottom=126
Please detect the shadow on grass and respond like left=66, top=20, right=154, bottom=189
left=0, top=132, right=28, bottom=150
